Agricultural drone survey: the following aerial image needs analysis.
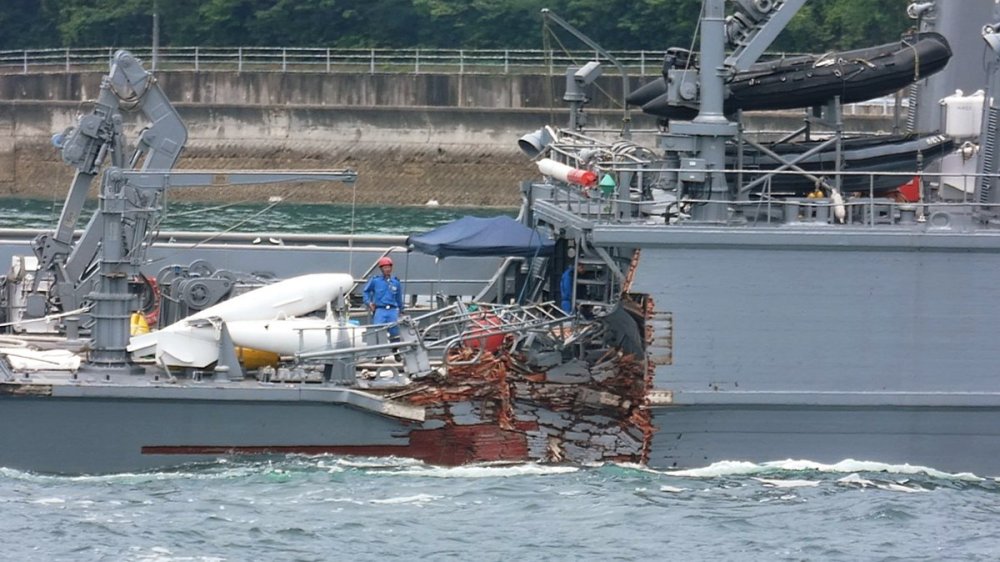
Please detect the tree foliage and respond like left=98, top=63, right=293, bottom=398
left=0, top=0, right=914, bottom=54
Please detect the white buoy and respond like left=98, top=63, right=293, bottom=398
left=537, top=158, right=598, bottom=186
left=830, top=188, right=846, bottom=223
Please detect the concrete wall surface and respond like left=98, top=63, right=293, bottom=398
left=0, top=71, right=894, bottom=205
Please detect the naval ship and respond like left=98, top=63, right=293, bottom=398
left=2, top=0, right=999, bottom=475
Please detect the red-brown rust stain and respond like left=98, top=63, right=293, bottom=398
left=407, top=424, right=528, bottom=465
left=141, top=424, right=528, bottom=466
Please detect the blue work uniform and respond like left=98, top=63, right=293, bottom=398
left=560, top=266, right=574, bottom=314
left=363, top=274, right=404, bottom=337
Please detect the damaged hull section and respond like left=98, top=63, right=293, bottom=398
left=0, top=296, right=656, bottom=474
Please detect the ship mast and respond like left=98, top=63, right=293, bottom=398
left=663, top=0, right=805, bottom=222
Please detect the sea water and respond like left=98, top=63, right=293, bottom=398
left=2, top=199, right=999, bottom=559
left=0, top=198, right=515, bottom=235
left=1, top=457, right=998, bottom=560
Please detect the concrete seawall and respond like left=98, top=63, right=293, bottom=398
left=0, top=70, right=895, bottom=205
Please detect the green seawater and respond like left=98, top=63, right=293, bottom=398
left=1, top=457, right=998, bottom=560
left=0, top=198, right=517, bottom=234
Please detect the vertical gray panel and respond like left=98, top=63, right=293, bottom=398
left=635, top=246, right=1000, bottom=394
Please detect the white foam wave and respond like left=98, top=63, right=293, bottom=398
left=752, top=477, right=821, bottom=488
left=321, top=497, right=366, bottom=505
left=659, top=485, right=688, bottom=493
left=325, top=456, right=426, bottom=469
left=392, top=463, right=580, bottom=479
left=836, top=473, right=930, bottom=493
left=29, top=497, right=66, bottom=505
left=665, top=460, right=762, bottom=478
left=0, top=459, right=263, bottom=483
left=370, top=493, right=443, bottom=505
left=661, top=458, right=984, bottom=481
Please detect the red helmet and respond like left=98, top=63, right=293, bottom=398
left=377, top=256, right=393, bottom=267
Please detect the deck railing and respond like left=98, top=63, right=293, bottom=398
left=539, top=167, right=985, bottom=228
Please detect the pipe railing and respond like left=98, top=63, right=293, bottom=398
left=532, top=167, right=997, bottom=228
left=0, top=45, right=825, bottom=77
left=0, top=46, right=672, bottom=76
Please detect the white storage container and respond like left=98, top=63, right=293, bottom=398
left=940, top=142, right=979, bottom=196
left=940, top=89, right=985, bottom=138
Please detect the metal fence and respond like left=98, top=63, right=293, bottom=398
left=0, top=46, right=675, bottom=76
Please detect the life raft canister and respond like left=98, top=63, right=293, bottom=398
left=463, top=312, right=505, bottom=353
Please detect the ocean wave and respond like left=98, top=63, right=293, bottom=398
left=390, top=462, right=580, bottom=479
left=369, top=493, right=444, bottom=505
left=661, top=458, right=984, bottom=481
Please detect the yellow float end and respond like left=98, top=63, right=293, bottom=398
left=130, top=312, right=150, bottom=336
left=236, top=347, right=281, bottom=369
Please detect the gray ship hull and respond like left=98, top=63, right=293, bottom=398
left=622, top=224, right=1000, bottom=475
left=0, top=384, right=423, bottom=474
left=649, top=405, right=1000, bottom=475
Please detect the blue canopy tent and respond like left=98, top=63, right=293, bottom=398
left=407, top=216, right=554, bottom=258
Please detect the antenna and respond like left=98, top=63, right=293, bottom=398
left=540, top=8, right=631, bottom=139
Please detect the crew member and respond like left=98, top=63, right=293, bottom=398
left=363, top=256, right=404, bottom=338
left=560, top=262, right=585, bottom=314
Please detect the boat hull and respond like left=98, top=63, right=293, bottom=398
left=611, top=224, right=1000, bottom=476
left=729, top=134, right=954, bottom=195
left=635, top=33, right=952, bottom=120
left=649, top=404, right=1000, bottom=475
left=0, top=393, right=419, bottom=474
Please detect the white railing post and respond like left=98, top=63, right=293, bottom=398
left=640, top=51, right=645, bottom=75
left=22, top=50, right=27, bottom=74
left=65, top=48, right=70, bottom=71
left=415, top=48, right=420, bottom=74
left=195, top=46, right=200, bottom=71
left=282, top=48, right=287, bottom=72
left=370, top=48, right=375, bottom=74
left=326, top=48, right=331, bottom=73
left=459, top=49, right=464, bottom=75
left=504, top=49, right=509, bottom=74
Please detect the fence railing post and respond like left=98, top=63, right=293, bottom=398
left=326, top=48, right=331, bottom=73
left=195, top=46, right=200, bottom=71
left=65, top=48, right=70, bottom=72
left=238, top=47, right=243, bottom=72
left=282, top=48, right=287, bottom=72
left=22, top=50, right=27, bottom=74
left=459, top=49, right=464, bottom=75
left=370, top=49, right=375, bottom=74
left=504, top=49, right=509, bottom=74
left=415, top=48, right=420, bottom=74
left=640, top=50, right=645, bottom=75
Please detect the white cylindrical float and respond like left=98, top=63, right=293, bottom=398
left=537, top=158, right=598, bottom=187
